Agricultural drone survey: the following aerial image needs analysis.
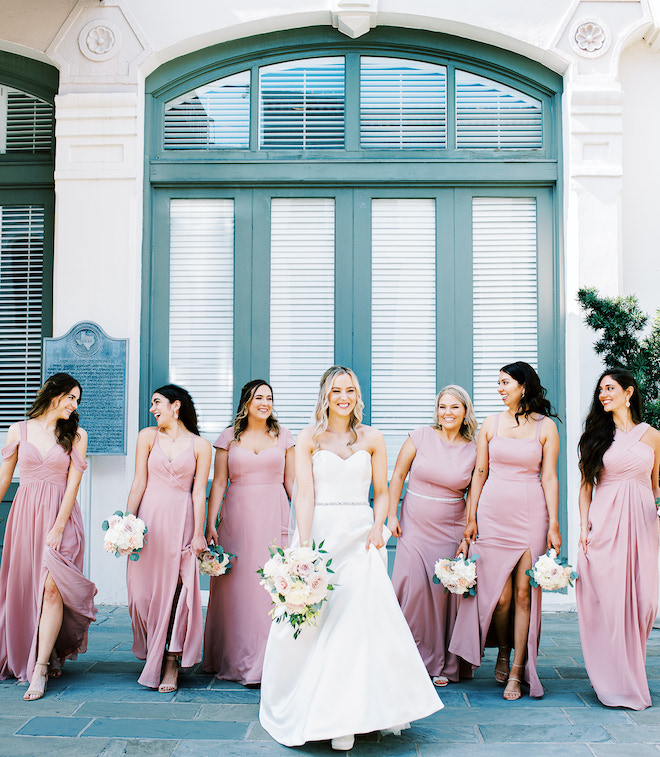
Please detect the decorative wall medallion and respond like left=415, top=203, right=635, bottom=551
left=78, top=19, right=121, bottom=62
left=570, top=19, right=610, bottom=58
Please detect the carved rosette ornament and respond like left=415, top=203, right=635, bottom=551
left=570, top=19, right=609, bottom=58
left=78, top=19, right=121, bottom=62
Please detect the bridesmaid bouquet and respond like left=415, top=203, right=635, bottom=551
left=198, top=544, right=235, bottom=576
left=526, top=549, right=578, bottom=591
left=257, top=541, right=335, bottom=639
left=102, top=511, right=147, bottom=561
left=433, top=554, right=478, bottom=598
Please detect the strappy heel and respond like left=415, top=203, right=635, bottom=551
left=494, top=649, right=510, bottom=684
left=503, top=663, right=524, bottom=700
left=158, top=652, right=179, bottom=693
left=24, top=662, right=49, bottom=701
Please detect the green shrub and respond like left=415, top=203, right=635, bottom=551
left=577, top=287, right=660, bottom=429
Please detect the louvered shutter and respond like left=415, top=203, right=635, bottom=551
left=371, top=199, right=436, bottom=458
left=456, top=71, right=542, bottom=149
left=169, top=199, right=234, bottom=437
left=0, top=86, right=54, bottom=154
left=360, top=57, right=446, bottom=148
left=472, top=197, right=538, bottom=420
left=0, top=205, right=44, bottom=436
left=259, top=58, right=345, bottom=149
left=163, top=72, right=250, bottom=150
left=270, top=198, right=335, bottom=434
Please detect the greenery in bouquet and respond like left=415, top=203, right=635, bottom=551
left=102, top=510, right=147, bottom=561
left=526, top=549, right=577, bottom=591
left=199, top=544, right=235, bottom=576
left=257, top=540, right=334, bottom=639
left=433, top=554, right=478, bottom=598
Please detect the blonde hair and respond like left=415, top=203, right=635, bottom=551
left=433, top=384, right=477, bottom=442
left=312, top=365, right=364, bottom=447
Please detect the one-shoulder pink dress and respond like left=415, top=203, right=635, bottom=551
left=450, top=414, right=549, bottom=697
left=127, top=432, right=203, bottom=688
left=203, top=427, right=293, bottom=684
left=576, top=422, right=659, bottom=710
left=391, top=427, right=476, bottom=681
left=0, top=420, right=96, bottom=682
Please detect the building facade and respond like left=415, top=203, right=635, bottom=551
left=1, top=0, right=659, bottom=604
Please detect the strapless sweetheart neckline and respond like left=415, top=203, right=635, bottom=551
left=313, top=448, right=370, bottom=462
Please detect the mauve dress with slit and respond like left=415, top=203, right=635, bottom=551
left=576, top=422, right=659, bottom=710
left=450, top=414, right=549, bottom=697
left=0, top=420, right=97, bottom=683
left=127, top=432, right=203, bottom=688
left=391, top=426, right=476, bottom=680
left=203, top=426, right=293, bottom=684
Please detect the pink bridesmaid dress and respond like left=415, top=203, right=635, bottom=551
left=0, top=420, right=97, bottom=682
left=450, top=414, right=548, bottom=697
left=203, top=426, right=293, bottom=685
left=127, top=432, right=203, bottom=688
left=576, top=422, right=659, bottom=710
left=391, top=427, right=476, bottom=681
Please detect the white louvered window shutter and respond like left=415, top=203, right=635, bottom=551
left=0, top=86, right=54, bottom=154
left=371, top=199, right=436, bottom=462
left=472, top=197, right=538, bottom=421
left=169, top=199, right=234, bottom=439
left=456, top=71, right=542, bottom=149
left=0, top=205, right=44, bottom=437
left=360, top=58, right=447, bottom=149
left=270, top=198, right=335, bottom=435
left=259, top=58, right=345, bottom=149
left=163, top=71, right=250, bottom=150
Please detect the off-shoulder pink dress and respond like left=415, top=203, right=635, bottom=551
left=127, top=432, right=203, bottom=688
left=0, top=420, right=96, bottom=682
left=203, top=427, right=293, bottom=684
left=576, top=422, right=659, bottom=710
left=391, top=427, right=476, bottom=681
left=450, top=414, right=549, bottom=697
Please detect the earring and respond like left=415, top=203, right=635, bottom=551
left=175, top=412, right=179, bottom=419
left=626, top=400, right=630, bottom=408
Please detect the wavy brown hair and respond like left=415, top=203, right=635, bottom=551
left=230, top=379, right=280, bottom=443
left=28, top=373, right=82, bottom=454
left=500, top=361, right=559, bottom=426
left=578, top=368, right=642, bottom=486
left=153, top=385, right=200, bottom=435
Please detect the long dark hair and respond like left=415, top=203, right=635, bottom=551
left=578, top=368, right=642, bottom=486
left=500, top=361, right=559, bottom=426
left=153, top=384, right=200, bottom=435
left=28, top=373, right=82, bottom=454
left=231, top=379, right=280, bottom=442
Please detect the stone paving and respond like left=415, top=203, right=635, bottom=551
left=1, top=608, right=659, bottom=756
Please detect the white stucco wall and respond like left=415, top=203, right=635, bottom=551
left=0, top=0, right=659, bottom=606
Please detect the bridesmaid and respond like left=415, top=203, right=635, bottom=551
left=450, top=361, right=561, bottom=700
left=576, top=368, right=660, bottom=710
left=126, top=385, right=211, bottom=691
left=203, top=379, right=294, bottom=685
left=0, top=373, right=96, bottom=700
left=388, top=385, right=477, bottom=687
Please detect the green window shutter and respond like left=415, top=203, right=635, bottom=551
left=472, top=196, right=538, bottom=419
left=360, top=57, right=447, bottom=149
left=269, top=197, right=335, bottom=435
left=169, top=199, right=234, bottom=436
left=456, top=71, right=542, bottom=149
left=0, top=205, right=44, bottom=435
left=259, top=58, right=345, bottom=149
left=163, top=71, right=250, bottom=150
left=371, top=198, right=437, bottom=453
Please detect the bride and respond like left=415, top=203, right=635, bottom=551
left=259, top=366, right=442, bottom=750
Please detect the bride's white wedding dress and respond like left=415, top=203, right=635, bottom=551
left=259, top=449, right=443, bottom=747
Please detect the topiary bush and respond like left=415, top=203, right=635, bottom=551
left=577, top=287, right=660, bottom=429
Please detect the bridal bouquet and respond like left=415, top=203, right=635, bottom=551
left=198, top=544, right=235, bottom=576
left=257, top=541, right=335, bottom=639
left=102, top=511, right=147, bottom=560
left=526, top=549, right=577, bottom=591
left=433, top=554, right=478, bottom=598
